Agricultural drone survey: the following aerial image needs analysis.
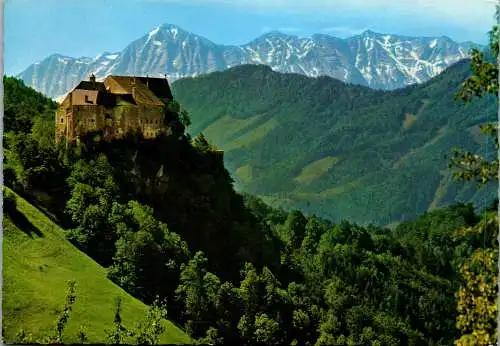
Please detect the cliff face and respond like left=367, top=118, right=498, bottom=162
left=77, top=132, right=280, bottom=281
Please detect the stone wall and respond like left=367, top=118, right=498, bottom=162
left=73, top=105, right=106, bottom=138
left=55, top=96, right=71, bottom=142
left=56, top=97, right=167, bottom=142
left=113, top=105, right=165, bottom=139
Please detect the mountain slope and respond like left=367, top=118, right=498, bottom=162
left=2, top=188, right=191, bottom=344
left=18, top=24, right=480, bottom=99
left=170, top=61, right=497, bottom=226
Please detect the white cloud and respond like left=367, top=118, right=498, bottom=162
left=144, top=0, right=496, bottom=26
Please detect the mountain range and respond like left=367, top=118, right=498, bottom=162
left=170, top=61, right=497, bottom=226
left=18, top=23, right=482, bottom=99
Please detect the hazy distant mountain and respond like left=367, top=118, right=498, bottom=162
left=18, top=24, right=481, bottom=99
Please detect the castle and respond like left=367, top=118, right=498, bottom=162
left=56, top=74, right=174, bottom=143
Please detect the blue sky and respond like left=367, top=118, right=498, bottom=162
left=5, top=0, right=497, bottom=76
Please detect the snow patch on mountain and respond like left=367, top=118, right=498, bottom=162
left=18, top=25, right=483, bottom=98
left=170, top=27, right=178, bottom=40
left=146, top=26, right=160, bottom=44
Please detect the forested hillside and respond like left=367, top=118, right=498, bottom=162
left=171, top=60, right=497, bottom=226
left=2, top=27, right=498, bottom=344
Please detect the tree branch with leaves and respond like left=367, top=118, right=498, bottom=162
left=449, top=6, right=499, bottom=345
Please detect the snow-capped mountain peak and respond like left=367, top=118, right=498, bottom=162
left=17, top=23, right=483, bottom=99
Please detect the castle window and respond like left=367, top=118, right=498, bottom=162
left=61, top=118, right=64, bottom=123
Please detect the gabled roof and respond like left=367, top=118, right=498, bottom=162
left=70, top=89, right=115, bottom=107
left=64, top=75, right=173, bottom=108
left=74, top=81, right=106, bottom=92
left=104, top=76, right=167, bottom=107
left=136, top=77, right=173, bottom=100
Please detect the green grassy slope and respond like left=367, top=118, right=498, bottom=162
left=172, top=61, right=497, bottom=225
left=2, top=188, right=191, bottom=344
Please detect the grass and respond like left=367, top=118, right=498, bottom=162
left=236, top=164, right=254, bottom=183
left=2, top=188, right=192, bottom=345
left=428, top=172, right=453, bottom=211
left=403, top=113, right=417, bottom=130
left=223, top=118, right=278, bottom=151
left=202, top=114, right=263, bottom=145
left=319, top=179, right=364, bottom=197
left=294, top=157, right=340, bottom=185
